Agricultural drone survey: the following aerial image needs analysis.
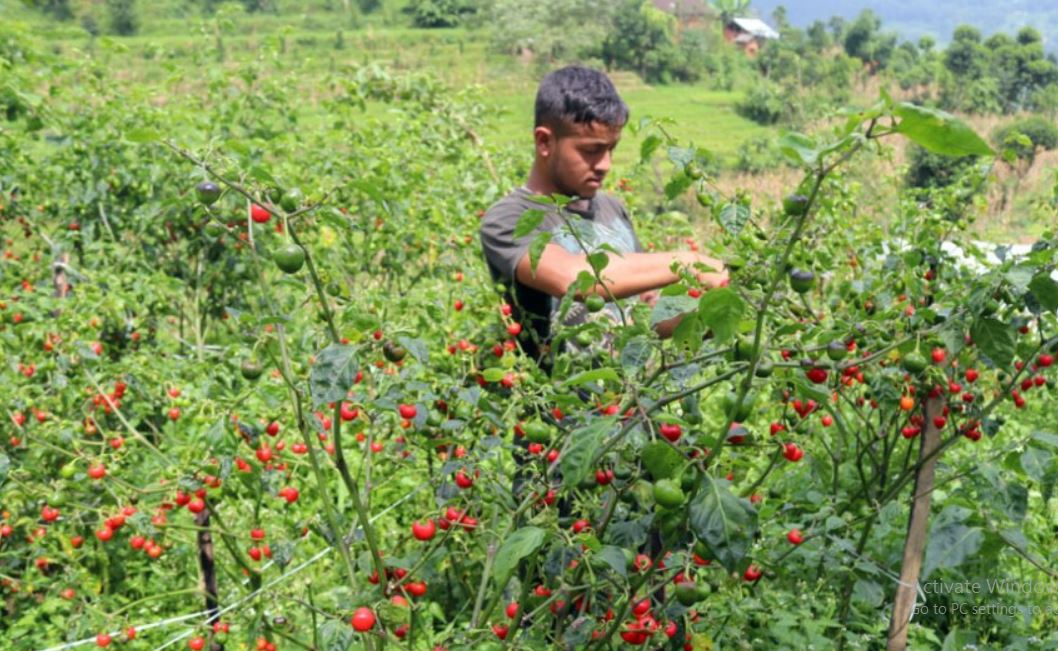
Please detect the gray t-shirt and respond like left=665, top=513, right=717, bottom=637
left=479, top=187, right=643, bottom=362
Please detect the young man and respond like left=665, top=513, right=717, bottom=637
left=480, top=65, right=727, bottom=368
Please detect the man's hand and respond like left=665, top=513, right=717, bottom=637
left=691, top=252, right=729, bottom=289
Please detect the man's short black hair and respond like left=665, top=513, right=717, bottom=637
left=534, top=65, right=629, bottom=136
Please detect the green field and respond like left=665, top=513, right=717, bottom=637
left=3, top=1, right=769, bottom=174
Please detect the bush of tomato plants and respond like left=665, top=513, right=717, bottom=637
left=2, top=23, right=1058, bottom=651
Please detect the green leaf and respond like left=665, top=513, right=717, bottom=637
left=309, top=344, right=359, bottom=406
left=941, top=630, right=977, bottom=651
left=514, top=209, right=546, bottom=238
left=673, top=313, right=705, bottom=354
left=697, top=288, right=744, bottom=343
left=597, top=545, right=628, bottom=577
left=1028, top=273, right=1058, bottom=313
left=640, top=134, right=663, bottom=163
left=922, top=510, right=983, bottom=580
left=396, top=336, right=429, bottom=364
left=664, top=172, right=694, bottom=200
left=1020, top=446, right=1052, bottom=482
left=970, top=318, right=1015, bottom=368
left=0, top=452, right=8, bottom=487
left=125, top=128, right=160, bottom=143
left=893, top=103, right=994, bottom=157
left=493, top=526, right=546, bottom=589
left=481, top=368, right=506, bottom=382
left=641, top=440, right=684, bottom=480
left=717, top=201, right=750, bottom=236
left=777, top=131, right=819, bottom=167
left=650, top=295, right=697, bottom=327
left=529, top=230, right=551, bottom=274
left=561, top=419, right=613, bottom=491
left=563, top=368, right=620, bottom=388
left=587, top=251, right=609, bottom=274
left=688, top=475, right=758, bottom=573
left=318, top=619, right=354, bottom=651
left=1031, top=431, right=1058, bottom=449
left=666, top=146, right=696, bottom=167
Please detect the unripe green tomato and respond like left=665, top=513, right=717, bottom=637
left=653, top=478, right=685, bottom=508
left=273, top=243, right=306, bottom=274
left=524, top=420, right=552, bottom=444
left=826, top=340, right=848, bottom=361
left=280, top=187, right=303, bottom=213
left=901, top=352, right=928, bottom=374
left=241, top=359, right=264, bottom=380
left=585, top=295, right=606, bottom=313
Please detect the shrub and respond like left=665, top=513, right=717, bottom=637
left=735, top=82, right=786, bottom=125
left=993, top=116, right=1058, bottom=166
left=106, top=0, right=139, bottom=36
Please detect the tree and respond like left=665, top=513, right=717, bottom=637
left=710, top=0, right=749, bottom=26
left=600, top=0, right=701, bottom=84
left=405, top=0, right=480, bottom=28
left=106, top=0, right=139, bottom=35
left=25, top=0, right=73, bottom=20
left=842, top=9, right=895, bottom=71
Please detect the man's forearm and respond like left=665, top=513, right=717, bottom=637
left=585, top=251, right=694, bottom=299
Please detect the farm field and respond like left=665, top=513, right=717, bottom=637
left=2, top=3, right=1058, bottom=651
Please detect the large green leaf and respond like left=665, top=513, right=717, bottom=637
left=893, top=103, right=994, bottom=157
left=563, top=367, right=620, bottom=388
left=777, top=130, right=819, bottom=167
left=970, top=318, right=1015, bottom=369
left=309, top=344, right=359, bottom=406
left=317, top=620, right=354, bottom=651
left=1028, top=273, right=1058, bottom=313
left=650, top=294, right=697, bottom=327
left=560, top=419, right=612, bottom=491
left=493, top=526, right=546, bottom=589
left=513, top=208, right=546, bottom=238
left=688, top=475, right=758, bottom=572
left=641, top=440, right=684, bottom=480
left=922, top=505, right=982, bottom=579
left=697, top=287, right=744, bottom=343
left=717, top=201, right=750, bottom=236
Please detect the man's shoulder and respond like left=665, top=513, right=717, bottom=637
left=482, top=187, right=539, bottom=224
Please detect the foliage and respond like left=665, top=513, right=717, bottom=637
left=3, top=14, right=1058, bottom=651
left=105, top=0, right=139, bottom=35
left=734, top=81, right=786, bottom=125
left=600, top=0, right=708, bottom=84
left=993, top=115, right=1058, bottom=167
left=486, top=0, right=617, bottom=63
left=405, top=0, right=480, bottom=28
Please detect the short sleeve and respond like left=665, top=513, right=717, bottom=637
left=480, top=201, right=542, bottom=281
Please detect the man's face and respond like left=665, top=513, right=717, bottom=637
left=536, top=120, right=622, bottom=199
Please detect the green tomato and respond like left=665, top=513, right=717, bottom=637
left=280, top=187, right=303, bottom=213
left=653, top=478, right=685, bottom=509
left=826, top=340, right=848, bottom=361
left=523, top=420, right=552, bottom=444
left=901, top=352, right=928, bottom=374
left=789, top=268, right=815, bottom=294
left=195, top=181, right=221, bottom=206
left=675, top=581, right=703, bottom=607
left=783, top=193, right=809, bottom=216
left=273, top=243, right=305, bottom=274
left=241, top=359, right=264, bottom=380
left=585, top=295, right=606, bottom=313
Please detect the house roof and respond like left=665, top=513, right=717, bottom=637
left=729, top=17, right=780, bottom=40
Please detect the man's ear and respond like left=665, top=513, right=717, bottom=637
left=533, top=125, right=554, bottom=158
